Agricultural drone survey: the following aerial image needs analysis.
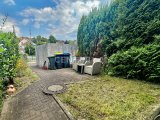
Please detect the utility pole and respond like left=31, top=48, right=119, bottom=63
left=29, top=28, right=31, bottom=56
left=29, top=27, right=31, bottom=41
left=29, top=27, right=34, bottom=60
left=12, top=25, right=16, bottom=44
left=12, top=25, right=15, bottom=34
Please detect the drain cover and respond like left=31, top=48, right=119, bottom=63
left=48, top=85, right=63, bottom=92
left=43, top=84, right=67, bottom=95
left=154, top=115, right=160, bottom=120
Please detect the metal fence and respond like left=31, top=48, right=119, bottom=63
left=27, top=56, right=36, bottom=62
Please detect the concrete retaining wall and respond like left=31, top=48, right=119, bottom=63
left=36, top=43, right=77, bottom=67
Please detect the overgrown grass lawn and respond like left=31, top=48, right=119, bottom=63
left=58, top=76, right=160, bottom=120
left=15, top=68, right=39, bottom=93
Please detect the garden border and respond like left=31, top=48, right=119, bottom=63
left=53, top=94, right=75, bottom=120
left=146, top=105, right=160, bottom=120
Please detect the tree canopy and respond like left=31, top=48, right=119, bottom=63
left=77, top=0, right=160, bottom=57
left=25, top=44, right=35, bottom=55
left=32, top=35, right=48, bottom=45
left=77, top=0, right=160, bottom=82
left=48, top=35, right=57, bottom=43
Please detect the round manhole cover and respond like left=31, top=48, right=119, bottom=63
left=48, top=85, right=63, bottom=92
left=43, top=84, right=67, bottom=95
left=154, top=115, right=160, bottom=120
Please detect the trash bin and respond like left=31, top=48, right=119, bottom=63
left=48, top=53, right=70, bottom=70
left=62, top=57, right=68, bottom=68
left=48, top=56, right=56, bottom=70
left=62, top=53, right=70, bottom=68
left=55, top=56, right=62, bottom=69
left=55, top=53, right=70, bottom=68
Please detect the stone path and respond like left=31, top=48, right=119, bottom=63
left=1, top=64, right=90, bottom=120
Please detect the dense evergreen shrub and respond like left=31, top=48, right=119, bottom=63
left=77, top=0, right=160, bottom=82
left=108, top=44, right=160, bottom=82
left=77, top=0, right=160, bottom=57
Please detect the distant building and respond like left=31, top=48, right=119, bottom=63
left=19, top=37, right=36, bottom=54
left=56, top=40, right=65, bottom=44
left=19, top=37, right=30, bottom=54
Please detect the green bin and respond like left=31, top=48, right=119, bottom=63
left=55, top=56, right=62, bottom=69
left=48, top=56, right=56, bottom=70
left=48, top=53, right=70, bottom=70
left=56, top=53, right=70, bottom=68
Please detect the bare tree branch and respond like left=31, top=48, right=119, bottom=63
left=0, top=12, right=8, bottom=31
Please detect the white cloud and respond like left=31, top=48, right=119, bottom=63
left=34, top=22, right=40, bottom=29
left=20, top=0, right=102, bottom=40
left=0, top=15, right=21, bottom=36
left=3, top=0, right=16, bottom=6
left=21, top=19, right=29, bottom=25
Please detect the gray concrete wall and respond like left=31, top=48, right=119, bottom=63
left=36, top=44, right=48, bottom=67
left=36, top=43, right=77, bottom=67
left=47, top=43, right=77, bottom=57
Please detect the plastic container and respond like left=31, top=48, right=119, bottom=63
left=48, top=56, right=56, bottom=70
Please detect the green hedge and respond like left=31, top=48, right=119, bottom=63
left=0, top=79, right=5, bottom=112
left=0, top=32, right=19, bottom=84
left=107, top=44, right=160, bottom=82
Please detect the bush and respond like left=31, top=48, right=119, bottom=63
left=107, top=44, right=160, bottom=82
left=0, top=32, right=19, bottom=84
left=0, top=79, right=6, bottom=111
left=25, top=44, right=35, bottom=55
left=76, top=50, right=80, bottom=57
left=15, top=58, right=28, bottom=77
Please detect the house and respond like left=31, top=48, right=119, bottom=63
left=19, top=37, right=36, bottom=54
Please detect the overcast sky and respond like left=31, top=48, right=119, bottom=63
left=0, top=0, right=110, bottom=40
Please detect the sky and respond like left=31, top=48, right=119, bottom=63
left=0, top=0, right=110, bottom=40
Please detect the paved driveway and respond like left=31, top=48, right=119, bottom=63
left=1, top=64, right=90, bottom=120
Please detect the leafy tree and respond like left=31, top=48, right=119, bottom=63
left=68, top=40, right=76, bottom=45
left=0, top=32, right=20, bottom=84
left=64, top=40, right=69, bottom=44
left=25, top=44, right=35, bottom=55
left=48, top=35, right=56, bottom=43
left=32, top=35, right=48, bottom=45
